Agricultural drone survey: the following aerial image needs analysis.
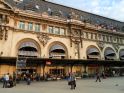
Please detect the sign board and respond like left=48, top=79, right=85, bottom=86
left=46, top=61, right=51, bottom=65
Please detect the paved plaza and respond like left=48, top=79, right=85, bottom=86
left=0, top=77, right=124, bottom=93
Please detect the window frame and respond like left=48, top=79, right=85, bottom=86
left=27, top=22, right=33, bottom=31
left=35, top=23, right=40, bottom=32
left=19, top=21, right=25, bottom=30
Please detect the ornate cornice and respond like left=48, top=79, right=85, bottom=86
left=37, top=33, right=51, bottom=46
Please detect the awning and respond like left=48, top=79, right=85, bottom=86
left=50, top=44, right=65, bottom=52
left=88, top=55, right=100, bottom=59
left=120, top=57, right=124, bottom=60
left=105, top=49, right=115, bottom=56
left=87, top=48, right=99, bottom=55
left=18, top=51, right=38, bottom=56
left=19, top=42, right=38, bottom=50
left=120, top=50, right=124, bottom=57
left=106, top=56, right=116, bottom=60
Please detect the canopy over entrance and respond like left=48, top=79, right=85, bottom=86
left=104, top=48, right=116, bottom=60
left=49, top=44, right=66, bottom=59
left=119, top=50, right=124, bottom=60
left=18, top=41, right=39, bottom=57
left=0, top=57, right=124, bottom=66
left=87, top=47, right=100, bottom=59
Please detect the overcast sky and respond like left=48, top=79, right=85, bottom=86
left=50, top=0, right=124, bottom=22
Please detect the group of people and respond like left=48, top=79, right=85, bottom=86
left=2, top=73, right=14, bottom=88
left=2, top=71, right=107, bottom=89
left=2, top=72, right=33, bottom=88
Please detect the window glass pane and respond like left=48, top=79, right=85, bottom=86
left=48, top=26, right=53, bottom=33
left=35, top=24, right=40, bottom=32
left=27, top=23, right=33, bottom=31
left=54, top=27, right=60, bottom=34
left=60, top=28, right=65, bottom=35
left=19, top=21, right=25, bottom=29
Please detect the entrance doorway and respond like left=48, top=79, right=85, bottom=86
left=49, top=69, right=65, bottom=75
left=20, top=69, right=36, bottom=74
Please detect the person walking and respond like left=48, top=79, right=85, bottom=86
left=69, top=74, right=76, bottom=89
left=2, top=74, right=6, bottom=88
left=3, top=73, right=10, bottom=88
left=96, top=72, right=101, bottom=82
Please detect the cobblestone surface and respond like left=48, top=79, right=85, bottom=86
left=0, top=77, right=124, bottom=93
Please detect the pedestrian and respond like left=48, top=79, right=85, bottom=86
left=9, top=75, right=13, bottom=88
left=2, top=74, right=6, bottom=88
left=102, top=71, right=106, bottom=79
left=3, top=73, right=10, bottom=88
left=69, top=74, right=76, bottom=89
left=13, top=72, right=16, bottom=86
left=26, top=74, right=31, bottom=85
left=96, top=72, right=101, bottom=82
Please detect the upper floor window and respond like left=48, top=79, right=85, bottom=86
left=102, top=35, right=105, bottom=41
left=19, top=21, right=25, bottom=29
left=106, top=36, right=109, bottom=42
left=48, top=26, right=53, bottom=33
left=110, top=36, right=112, bottom=42
left=60, top=28, right=65, bottom=35
left=35, top=24, right=40, bottom=32
left=86, top=32, right=89, bottom=39
left=27, top=23, right=33, bottom=31
left=0, top=14, right=2, bottom=23
left=54, top=27, right=60, bottom=34
left=91, top=33, right=93, bottom=39
left=48, top=26, right=65, bottom=35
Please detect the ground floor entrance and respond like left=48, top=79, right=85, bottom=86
left=0, top=57, right=124, bottom=79
left=49, top=69, right=65, bottom=75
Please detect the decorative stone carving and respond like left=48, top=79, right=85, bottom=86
left=112, top=44, right=119, bottom=52
left=0, top=25, right=9, bottom=40
left=70, top=11, right=79, bottom=20
left=42, top=12, right=49, bottom=18
left=74, top=43, right=79, bottom=59
left=0, top=15, right=9, bottom=25
left=97, top=42, right=104, bottom=51
left=72, top=30, right=80, bottom=36
left=71, top=37, right=81, bottom=44
left=37, top=33, right=51, bottom=46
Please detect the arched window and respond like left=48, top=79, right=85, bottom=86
left=104, top=47, right=116, bottom=60
left=86, top=47, right=100, bottom=59
left=49, top=44, right=66, bottom=59
left=18, top=42, right=39, bottom=57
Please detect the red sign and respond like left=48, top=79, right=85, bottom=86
left=46, top=61, right=51, bottom=65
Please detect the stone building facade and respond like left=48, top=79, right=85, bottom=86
left=0, top=0, right=124, bottom=78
